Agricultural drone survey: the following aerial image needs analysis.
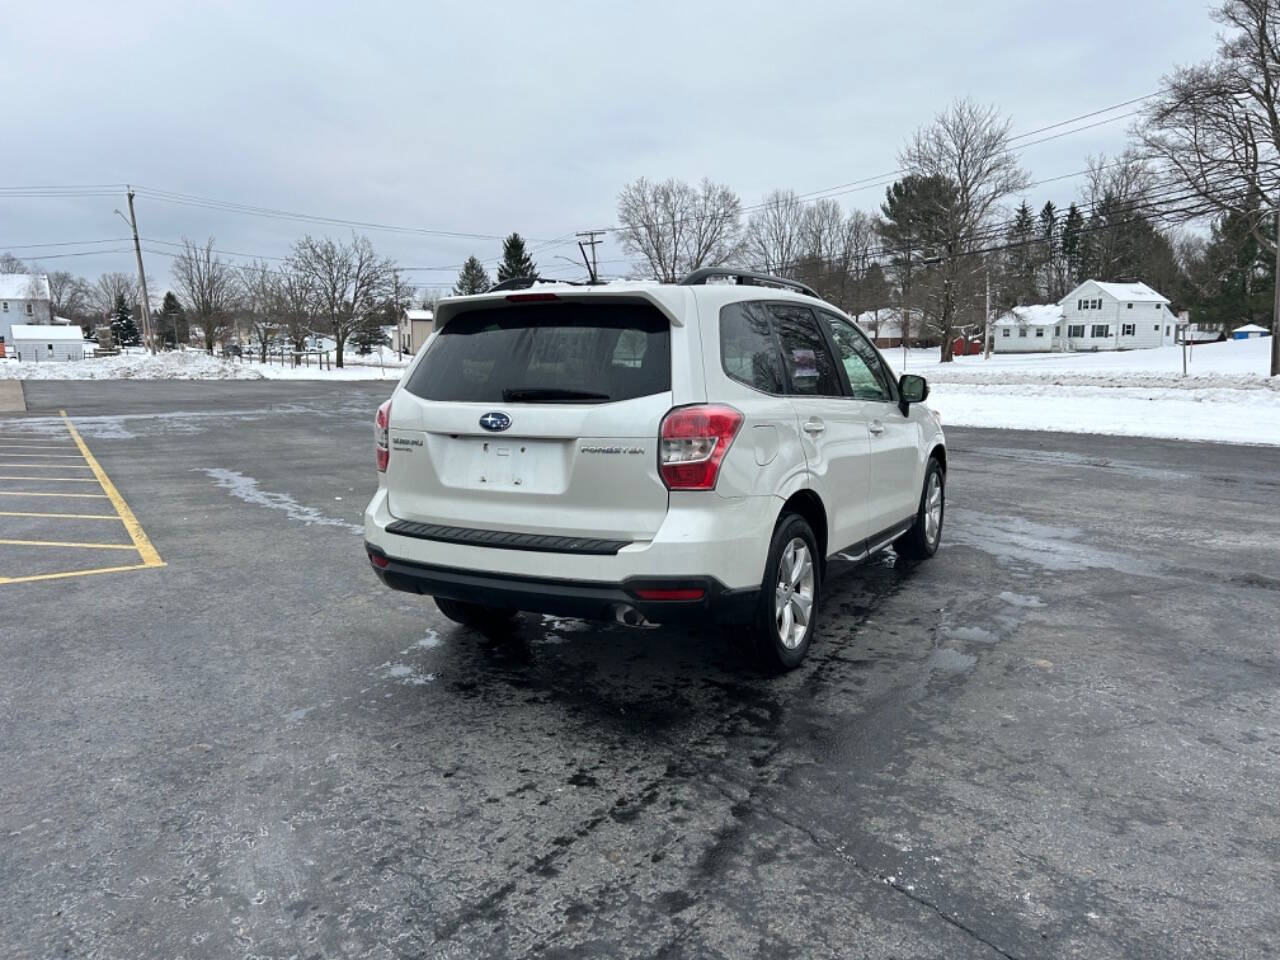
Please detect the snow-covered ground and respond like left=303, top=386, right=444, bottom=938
left=887, top=337, right=1280, bottom=446
left=0, top=348, right=410, bottom=381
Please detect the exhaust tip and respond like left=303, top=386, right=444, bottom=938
left=612, top=603, right=651, bottom=628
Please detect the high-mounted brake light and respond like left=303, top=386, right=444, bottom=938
left=659, top=405, right=744, bottom=490
left=375, top=399, right=391, bottom=472
left=506, top=293, right=559, bottom=303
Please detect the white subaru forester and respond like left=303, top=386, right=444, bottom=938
left=364, top=269, right=946, bottom=670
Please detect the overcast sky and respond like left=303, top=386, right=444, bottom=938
left=3, top=0, right=1220, bottom=298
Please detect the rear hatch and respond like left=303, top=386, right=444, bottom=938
left=387, top=297, right=673, bottom=542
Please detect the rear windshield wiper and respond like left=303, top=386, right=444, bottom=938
left=501, top=387, right=611, bottom=403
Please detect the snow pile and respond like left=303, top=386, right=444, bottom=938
left=888, top=337, right=1280, bottom=446
left=0, top=350, right=408, bottom=381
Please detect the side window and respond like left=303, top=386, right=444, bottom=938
left=821, top=313, right=893, bottom=402
left=719, top=301, right=784, bottom=394
left=769, top=304, right=842, bottom=396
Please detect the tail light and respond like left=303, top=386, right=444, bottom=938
left=375, top=399, right=391, bottom=472
left=659, top=404, right=744, bottom=490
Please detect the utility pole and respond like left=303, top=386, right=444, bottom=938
left=983, top=264, right=992, bottom=360
left=576, top=230, right=605, bottom=284
left=1273, top=208, right=1280, bottom=377
left=123, top=186, right=156, bottom=354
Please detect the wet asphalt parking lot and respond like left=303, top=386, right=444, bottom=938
left=2, top=380, right=1278, bottom=960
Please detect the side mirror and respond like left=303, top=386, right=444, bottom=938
left=898, top=373, right=929, bottom=415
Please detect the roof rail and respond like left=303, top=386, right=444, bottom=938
left=679, top=267, right=820, bottom=300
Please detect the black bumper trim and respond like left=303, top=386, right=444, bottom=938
left=365, top=544, right=757, bottom=625
left=385, top=519, right=632, bottom=556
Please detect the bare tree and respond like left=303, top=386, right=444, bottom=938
left=46, top=271, right=93, bottom=324
left=1138, top=0, right=1280, bottom=374
left=616, top=177, right=742, bottom=282
left=171, top=238, right=238, bottom=353
left=288, top=234, right=394, bottom=367
left=92, top=272, right=140, bottom=320
left=0, top=252, right=29, bottom=274
left=900, top=98, right=1030, bottom=360
left=276, top=264, right=318, bottom=352
left=744, top=190, right=807, bottom=276
left=238, top=260, right=280, bottom=362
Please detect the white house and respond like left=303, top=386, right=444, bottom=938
left=992, top=304, right=1066, bottom=352
left=851, top=308, right=929, bottom=348
left=9, top=324, right=85, bottom=362
left=1059, top=280, right=1178, bottom=351
left=398, top=308, right=434, bottom=355
left=0, top=273, right=54, bottom=349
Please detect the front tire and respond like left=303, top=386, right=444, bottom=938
left=751, top=513, right=821, bottom=671
left=895, top=458, right=945, bottom=561
left=433, top=597, right=519, bottom=633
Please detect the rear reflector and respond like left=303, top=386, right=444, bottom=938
left=633, top=587, right=705, bottom=601
left=369, top=552, right=390, bottom=569
left=506, top=293, right=559, bottom=302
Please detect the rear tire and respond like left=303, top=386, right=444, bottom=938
left=895, top=458, right=945, bottom=561
left=751, top=513, right=821, bottom=671
left=434, top=597, right=519, bottom=632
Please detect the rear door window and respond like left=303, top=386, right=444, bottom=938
left=719, top=301, right=785, bottom=394
left=405, top=302, right=670, bottom=403
left=769, top=304, right=843, bottom=397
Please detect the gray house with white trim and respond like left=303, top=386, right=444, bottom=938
left=0, top=273, right=54, bottom=351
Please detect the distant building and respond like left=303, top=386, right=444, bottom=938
left=9, top=324, right=85, bottom=362
left=398, top=308, right=434, bottom=355
left=992, top=304, right=1065, bottom=352
left=1060, top=280, right=1178, bottom=351
left=991, top=280, right=1180, bottom=353
left=851, top=308, right=930, bottom=348
left=1178, top=325, right=1226, bottom=345
left=0, top=273, right=54, bottom=349
left=1233, top=323, right=1269, bottom=340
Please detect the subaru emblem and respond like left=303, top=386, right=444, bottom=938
left=479, top=411, right=511, bottom=432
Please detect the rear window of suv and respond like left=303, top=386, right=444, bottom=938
left=405, top=302, right=671, bottom=404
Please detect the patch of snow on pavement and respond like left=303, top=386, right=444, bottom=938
left=381, top=662, right=435, bottom=685
left=197, top=468, right=363, bottom=532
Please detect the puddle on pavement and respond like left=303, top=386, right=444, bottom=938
left=946, top=508, right=1159, bottom=575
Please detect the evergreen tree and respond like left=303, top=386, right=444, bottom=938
left=1187, top=209, right=1275, bottom=329
left=156, top=292, right=187, bottom=348
left=1038, top=201, right=1061, bottom=300
left=496, top=233, right=538, bottom=283
left=351, top=316, right=391, bottom=355
left=452, top=256, right=492, bottom=296
left=110, top=293, right=140, bottom=347
left=877, top=175, right=960, bottom=345
left=1061, top=203, right=1086, bottom=289
left=1000, top=201, right=1038, bottom=306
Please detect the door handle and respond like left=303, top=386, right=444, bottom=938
left=803, top=418, right=826, bottom=436
left=869, top=420, right=886, bottom=436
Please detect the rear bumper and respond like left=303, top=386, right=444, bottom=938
left=365, top=544, right=757, bottom=624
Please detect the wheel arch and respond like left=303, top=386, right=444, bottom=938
left=928, top=443, right=947, bottom=473
left=779, top=489, right=828, bottom=564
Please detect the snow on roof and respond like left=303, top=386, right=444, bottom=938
left=1086, top=280, right=1168, bottom=304
left=405, top=308, right=433, bottom=321
left=994, top=304, right=1063, bottom=326
left=0, top=273, right=51, bottom=300
left=9, top=324, right=84, bottom=341
left=1234, top=323, right=1269, bottom=333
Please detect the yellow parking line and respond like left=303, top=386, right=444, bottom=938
left=0, top=463, right=93, bottom=469
left=0, top=476, right=101, bottom=482
left=62, top=411, right=163, bottom=568
left=0, top=491, right=109, bottom=498
left=0, top=538, right=138, bottom=550
left=0, top=510, right=120, bottom=519
left=0, top=562, right=154, bottom=586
